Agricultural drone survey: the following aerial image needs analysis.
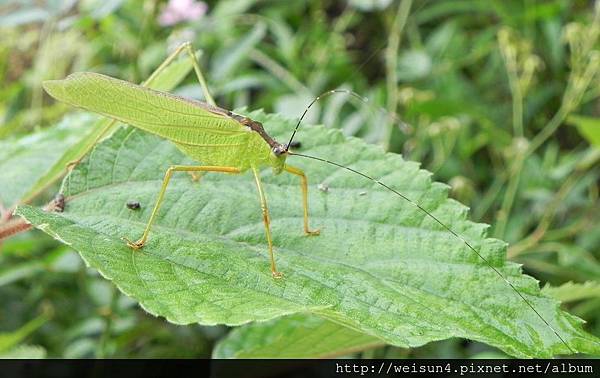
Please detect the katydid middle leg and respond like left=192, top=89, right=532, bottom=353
left=124, top=165, right=241, bottom=249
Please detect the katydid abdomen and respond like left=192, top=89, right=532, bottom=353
left=173, top=133, right=273, bottom=170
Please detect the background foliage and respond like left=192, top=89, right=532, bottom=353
left=1, top=0, right=599, bottom=358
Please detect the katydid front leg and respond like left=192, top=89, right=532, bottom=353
left=284, top=165, right=320, bottom=236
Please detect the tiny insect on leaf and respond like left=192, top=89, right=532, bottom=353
left=126, top=201, right=141, bottom=210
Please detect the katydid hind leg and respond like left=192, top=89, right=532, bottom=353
left=124, top=165, right=240, bottom=249
left=181, top=42, right=216, bottom=106
left=284, top=165, right=320, bottom=236
left=65, top=42, right=205, bottom=173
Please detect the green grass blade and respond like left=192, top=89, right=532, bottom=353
left=15, top=110, right=600, bottom=357
left=20, top=117, right=112, bottom=204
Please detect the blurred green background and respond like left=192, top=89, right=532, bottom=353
left=0, top=0, right=599, bottom=358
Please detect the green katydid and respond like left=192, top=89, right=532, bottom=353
left=42, top=42, right=574, bottom=353
left=43, top=43, right=320, bottom=279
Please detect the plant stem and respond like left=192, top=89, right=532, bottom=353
left=383, top=0, right=412, bottom=150
left=499, top=57, right=597, bottom=239
left=525, top=104, right=569, bottom=158
left=0, top=197, right=65, bottom=243
left=507, top=149, right=600, bottom=257
left=97, top=286, right=118, bottom=358
left=493, top=155, right=524, bottom=239
left=0, top=217, right=32, bottom=241
left=510, top=81, right=524, bottom=138
left=473, top=175, right=504, bottom=221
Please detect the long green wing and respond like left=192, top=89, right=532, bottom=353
left=43, top=72, right=262, bottom=168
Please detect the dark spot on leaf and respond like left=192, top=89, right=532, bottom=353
left=126, top=201, right=141, bottom=210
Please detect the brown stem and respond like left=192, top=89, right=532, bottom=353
left=0, top=218, right=32, bottom=240
left=0, top=194, right=65, bottom=243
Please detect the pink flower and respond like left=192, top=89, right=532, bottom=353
left=158, top=0, right=208, bottom=26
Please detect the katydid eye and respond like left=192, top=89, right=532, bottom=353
left=272, top=145, right=286, bottom=156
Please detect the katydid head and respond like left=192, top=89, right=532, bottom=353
left=269, top=143, right=288, bottom=174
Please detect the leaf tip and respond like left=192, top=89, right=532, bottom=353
left=13, top=204, right=30, bottom=219
left=42, top=79, right=66, bottom=102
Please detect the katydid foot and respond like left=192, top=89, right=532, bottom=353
left=272, top=271, right=283, bottom=279
left=66, top=159, right=82, bottom=172
left=122, top=237, right=145, bottom=250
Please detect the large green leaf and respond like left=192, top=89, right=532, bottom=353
left=0, top=314, right=47, bottom=354
left=16, top=110, right=600, bottom=357
left=213, top=314, right=383, bottom=358
left=0, top=114, right=91, bottom=208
